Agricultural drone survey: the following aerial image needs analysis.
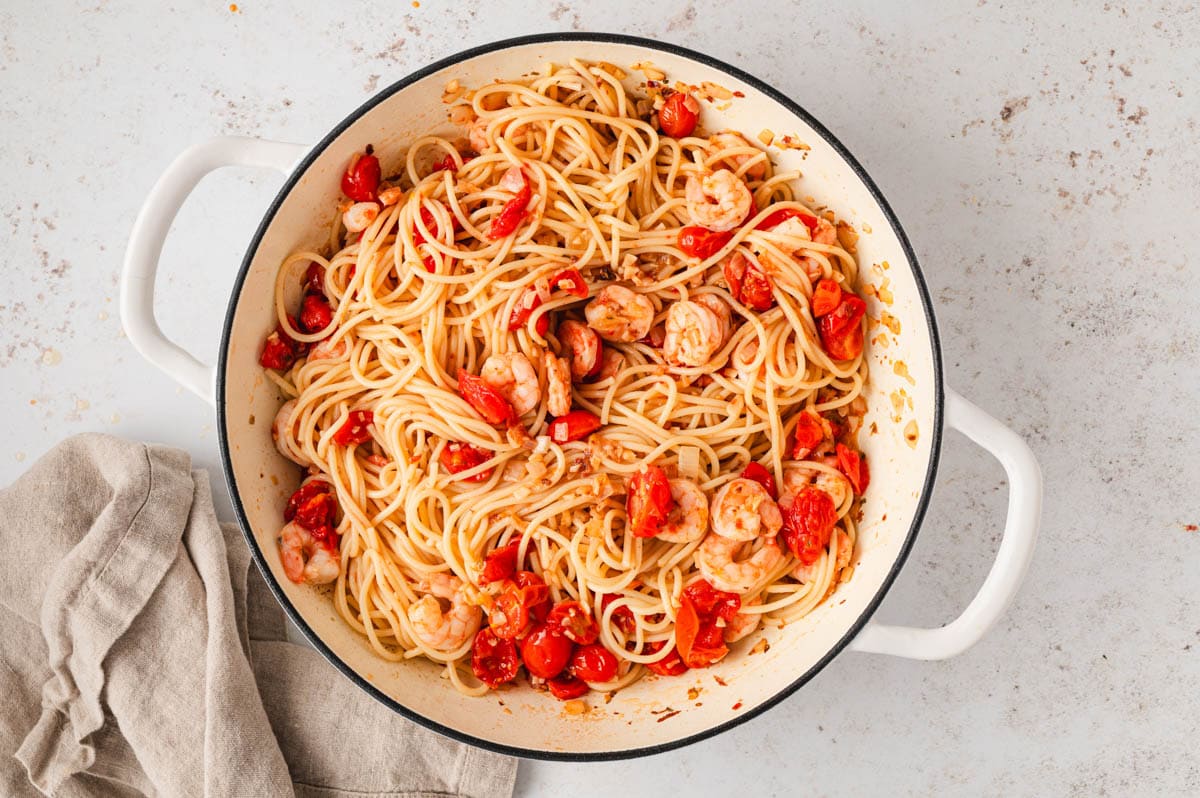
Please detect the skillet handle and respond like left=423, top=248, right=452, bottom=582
left=120, top=136, right=308, bottom=406
left=848, top=387, right=1042, bottom=660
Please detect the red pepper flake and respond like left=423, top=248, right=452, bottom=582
left=713, top=676, right=728, bottom=687
left=731, top=701, right=743, bottom=710
left=1186, top=524, right=1198, bottom=532
left=655, top=709, right=683, bottom=723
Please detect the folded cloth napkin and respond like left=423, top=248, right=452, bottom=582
left=0, top=434, right=517, bottom=798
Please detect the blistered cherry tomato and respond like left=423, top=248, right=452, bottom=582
left=739, top=462, right=777, bottom=500
left=626, top=465, right=674, bottom=538
left=600, top=593, right=636, bottom=635
left=259, top=329, right=297, bottom=370
left=480, top=539, right=522, bottom=584
left=547, top=674, right=589, bottom=700
left=548, top=410, right=603, bottom=444
left=570, top=644, right=619, bottom=683
left=678, top=225, right=734, bottom=260
left=507, top=289, right=550, bottom=336
left=550, top=268, right=588, bottom=298
left=659, top=91, right=700, bottom=138
left=439, top=441, right=493, bottom=483
left=332, top=410, right=373, bottom=446
left=681, top=580, right=741, bottom=623
left=791, top=411, right=827, bottom=460
left=723, top=252, right=774, bottom=311
left=674, top=594, right=729, bottom=669
left=548, top=600, right=599, bottom=645
left=514, top=571, right=551, bottom=623
left=645, top=640, right=689, bottom=676
left=284, top=480, right=336, bottom=526
left=811, top=278, right=842, bottom=318
left=521, top=623, right=573, bottom=679
left=304, top=262, right=326, bottom=295
left=836, top=443, right=870, bottom=495
left=299, top=294, right=333, bottom=334
left=457, top=370, right=515, bottom=425
left=489, top=583, right=532, bottom=640
left=782, top=486, right=838, bottom=565
left=487, top=169, right=531, bottom=239
left=471, top=628, right=519, bottom=688
left=754, top=207, right=818, bottom=233
left=341, top=149, right=381, bottom=202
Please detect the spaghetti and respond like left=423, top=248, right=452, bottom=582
left=261, top=59, right=871, bottom=699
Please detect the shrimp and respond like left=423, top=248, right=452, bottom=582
left=469, top=119, right=490, bottom=153
left=705, top=132, right=768, bottom=180
left=585, top=285, right=655, bottom=342
left=779, top=460, right=850, bottom=509
left=693, top=294, right=732, bottom=348
left=709, top=478, right=784, bottom=541
left=694, top=535, right=784, bottom=594
left=481, top=352, right=540, bottom=416
left=791, top=527, right=853, bottom=585
left=684, top=169, right=753, bottom=232
left=308, top=336, right=348, bottom=361
left=595, top=348, right=626, bottom=381
left=663, top=300, right=725, bottom=368
left=812, top=216, right=837, bottom=246
left=544, top=352, right=572, bottom=417
left=722, top=596, right=762, bottom=643
left=658, top=479, right=709, bottom=543
left=343, top=201, right=380, bottom=233
left=272, top=399, right=312, bottom=466
left=557, top=319, right=600, bottom=380
left=279, top=522, right=339, bottom=585
left=407, top=572, right=483, bottom=652
left=763, top=216, right=812, bottom=253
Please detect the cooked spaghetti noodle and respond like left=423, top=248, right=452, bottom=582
left=262, top=59, right=870, bottom=698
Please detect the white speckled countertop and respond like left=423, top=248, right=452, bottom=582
left=3, top=1, right=1198, bottom=794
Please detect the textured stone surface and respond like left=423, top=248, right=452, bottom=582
left=1, top=1, right=1197, bottom=795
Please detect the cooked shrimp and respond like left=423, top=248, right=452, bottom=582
left=469, top=119, right=490, bottom=153
left=722, top=596, right=762, bottom=643
left=595, top=348, right=626, bottom=381
left=658, top=479, right=709, bottom=543
left=272, top=399, right=312, bottom=466
left=684, top=169, right=753, bottom=232
left=694, top=535, right=783, bottom=594
left=780, top=460, right=850, bottom=509
left=791, top=527, right=853, bottom=584
left=557, top=319, right=600, bottom=380
left=709, top=478, right=784, bottom=541
left=706, top=132, right=767, bottom=180
left=481, top=352, right=540, bottom=416
left=279, top=522, right=339, bottom=585
left=407, top=572, right=483, bottom=652
left=544, top=352, right=572, bottom=417
left=308, top=336, right=348, bottom=361
left=693, top=293, right=732, bottom=348
left=763, top=216, right=812, bottom=253
left=585, top=285, right=655, bottom=342
left=343, top=201, right=380, bottom=233
left=663, top=299, right=725, bottom=368
left=812, top=216, right=837, bottom=246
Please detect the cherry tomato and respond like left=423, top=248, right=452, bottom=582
left=723, top=252, right=775, bottom=311
left=739, top=462, right=778, bottom=500
left=644, top=640, right=689, bottom=676
left=626, top=465, right=674, bottom=538
left=487, top=169, right=532, bottom=239
left=820, top=293, right=867, bottom=337
left=299, top=294, right=333, bottom=335
left=547, top=674, right=589, bottom=700
left=480, top=539, right=522, bottom=584
left=658, top=91, right=700, bottom=138
left=548, top=600, right=599, bottom=645
left=550, top=268, right=588, bottom=298
left=521, top=623, right=574, bottom=679
left=570, top=644, right=619, bottom=682
left=439, top=441, right=493, bottom=483
left=791, top=411, right=826, bottom=459
left=782, top=486, right=838, bottom=565
left=681, top=580, right=741, bottom=623
left=304, top=262, right=326, bottom=295
left=507, top=290, right=551, bottom=337
left=674, top=595, right=728, bottom=669
left=514, top=570, right=552, bottom=623
left=471, top=628, right=519, bottom=688
left=678, top=226, right=734, bottom=259
left=489, top=583, right=532, bottom=640
left=332, top=410, right=373, bottom=446
left=432, top=154, right=458, bottom=173
left=457, top=370, right=515, bottom=425
left=754, top=207, right=819, bottom=233
left=411, top=203, right=462, bottom=247
left=600, top=593, right=636, bottom=635
left=284, top=480, right=336, bottom=525
left=341, top=149, right=381, bottom=202
left=811, top=278, right=843, bottom=318
left=259, top=329, right=297, bottom=370
left=548, top=410, right=603, bottom=444
left=836, top=443, right=870, bottom=495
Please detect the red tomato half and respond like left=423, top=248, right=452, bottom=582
left=507, top=289, right=550, bottom=337
left=626, top=465, right=674, bottom=538
left=739, top=462, right=778, bottom=500
left=480, top=539, right=522, bottom=584
left=791, top=411, right=826, bottom=460
left=674, top=595, right=728, bottom=669
left=457, top=370, right=515, bottom=425
left=836, top=443, right=870, bottom=495
left=521, top=623, right=573, bottom=679
left=570, top=644, right=619, bottom=683
left=681, top=580, right=741, bottom=623
left=471, top=628, right=518, bottom=688
left=723, top=252, right=775, bottom=311
left=304, top=262, right=326, bottom=295
left=658, top=91, right=700, bottom=138
left=644, top=640, right=689, bottom=676
left=259, top=329, right=296, bottom=370
left=782, top=486, right=838, bottom=565
left=550, top=268, right=588, bottom=298
left=548, top=601, right=599, bottom=645
left=284, top=480, right=336, bottom=526
left=487, top=169, right=532, bottom=239
left=439, top=441, right=493, bottom=483
left=548, top=410, right=603, bottom=444
left=817, top=294, right=867, bottom=361
left=299, top=294, right=333, bottom=335
left=600, top=593, right=636, bottom=635
left=754, top=207, right=818, bottom=233
left=547, top=674, right=589, bottom=700
left=332, top=410, right=373, bottom=446
left=514, top=571, right=551, bottom=623
left=490, top=579, right=548, bottom=640
left=341, top=149, right=381, bottom=202
left=678, top=226, right=734, bottom=259
left=811, top=278, right=843, bottom=318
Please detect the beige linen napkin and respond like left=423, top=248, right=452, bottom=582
left=0, top=434, right=517, bottom=797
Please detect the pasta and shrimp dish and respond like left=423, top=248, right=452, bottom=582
left=259, top=59, right=871, bottom=701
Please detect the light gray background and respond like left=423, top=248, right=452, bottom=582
left=2, top=1, right=1197, bottom=795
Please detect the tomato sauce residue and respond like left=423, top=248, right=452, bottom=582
left=1185, top=524, right=1198, bottom=532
